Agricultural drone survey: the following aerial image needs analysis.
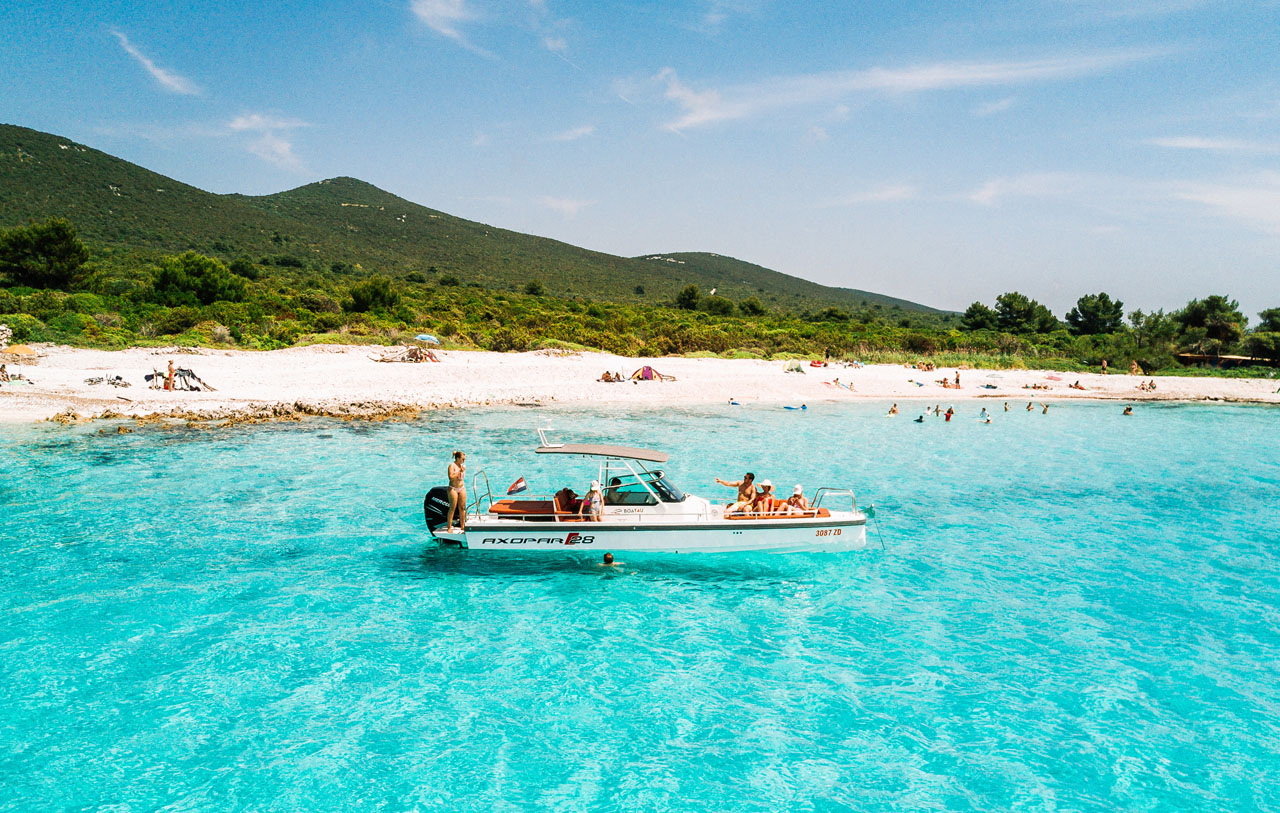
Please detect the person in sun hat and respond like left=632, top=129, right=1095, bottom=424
left=751, top=479, right=779, bottom=514
left=578, top=479, right=605, bottom=522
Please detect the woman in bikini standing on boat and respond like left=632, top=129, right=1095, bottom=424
left=447, top=451, right=467, bottom=532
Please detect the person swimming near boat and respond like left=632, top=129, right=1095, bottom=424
left=783, top=404, right=807, bottom=410
left=578, top=480, right=604, bottom=522
left=716, top=472, right=756, bottom=515
left=446, top=450, right=467, bottom=532
left=600, top=552, right=620, bottom=567
left=1123, top=405, right=1133, bottom=415
left=888, top=403, right=898, bottom=416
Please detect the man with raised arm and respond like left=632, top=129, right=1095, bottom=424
left=715, top=471, right=756, bottom=515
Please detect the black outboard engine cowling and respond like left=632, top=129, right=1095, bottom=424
left=423, top=486, right=453, bottom=533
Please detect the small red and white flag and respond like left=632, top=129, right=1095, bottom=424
left=507, top=477, right=528, bottom=495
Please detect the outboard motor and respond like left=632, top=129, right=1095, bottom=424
left=423, top=486, right=453, bottom=533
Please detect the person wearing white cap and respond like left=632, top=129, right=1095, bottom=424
left=786, top=484, right=810, bottom=515
left=578, top=479, right=604, bottom=522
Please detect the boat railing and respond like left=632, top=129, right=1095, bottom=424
left=812, top=488, right=857, bottom=513
left=470, top=470, right=495, bottom=515
left=474, top=499, right=844, bottom=523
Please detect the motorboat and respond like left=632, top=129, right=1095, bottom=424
left=423, top=431, right=871, bottom=554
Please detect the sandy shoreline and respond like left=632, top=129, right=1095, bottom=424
left=1, top=344, right=1277, bottom=425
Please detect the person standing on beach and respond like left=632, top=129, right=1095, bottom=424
left=164, top=359, right=175, bottom=391
left=954, top=371, right=961, bottom=388
left=446, top=451, right=467, bottom=532
left=1101, top=358, right=1109, bottom=374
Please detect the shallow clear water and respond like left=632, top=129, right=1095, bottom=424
left=2, top=401, right=1279, bottom=810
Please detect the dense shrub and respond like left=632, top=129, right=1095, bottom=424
left=149, top=252, right=246, bottom=306
left=347, top=276, right=400, bottom=312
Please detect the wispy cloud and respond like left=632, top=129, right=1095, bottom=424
left=700, top=0, right=762, bottom=30
left=1171, top=172, right=1280, bottom=233
left=968, top=172, right=1087, bottom=206
left=826, top=184, right=918, bottom=206
left=1147, top=136, right=1280, bottom=153
left=410, top=0, right=494, bottom=56
left=648, top=49, right=1162, bottom=131
left=549, top=125, right=595, bottom=142
left=110, top=30, right=199, bottom=95
left=539, top=196, right=594, bottom=217
left=228, top=114, right=308, bottom=171
left=974, top=97, right=1016, bottom=117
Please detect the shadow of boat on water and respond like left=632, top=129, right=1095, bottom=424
left=382, top=543, right=866, bottom=587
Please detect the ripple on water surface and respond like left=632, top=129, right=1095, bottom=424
left=1, top=401, right=1279, bottom=810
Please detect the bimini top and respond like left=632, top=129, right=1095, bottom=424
left=535, top=444, right=669, bottom=463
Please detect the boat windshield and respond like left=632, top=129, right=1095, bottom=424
left=602, top=470, right=686, bottom=504
left=648, top=471, right=686, bottom=503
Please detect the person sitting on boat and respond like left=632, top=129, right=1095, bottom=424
left=555, top=487, right=580, bottom=515
left=578, top=480, right=604, bottom=522
left=786, top=485, right=810, bottom=515
left=716, top=472, right=756, bottom=515
left=751, top=480, right=781, bottom=514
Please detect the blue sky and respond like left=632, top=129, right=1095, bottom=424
left=2, top=0, right=1279, bottom=317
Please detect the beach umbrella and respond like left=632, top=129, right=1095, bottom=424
left=415, top=334, right=440, bottom=344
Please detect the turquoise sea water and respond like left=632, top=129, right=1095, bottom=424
left=2, top=401, right=1279, bottom=810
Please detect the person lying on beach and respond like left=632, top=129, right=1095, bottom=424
left=1069, top=381, right=1085, bottom=390
left=716, top=472, right=756, bottom=514
left=785, top=485, right=811, bottom=515
left=1148, top=379, right=1157, bottom=390
left=599, top=371, right=616, bottom=382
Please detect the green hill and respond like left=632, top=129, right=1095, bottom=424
left=0, top=122, right=942, bottom=314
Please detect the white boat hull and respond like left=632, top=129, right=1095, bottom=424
left=433, top=513, right=868, bottom=554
